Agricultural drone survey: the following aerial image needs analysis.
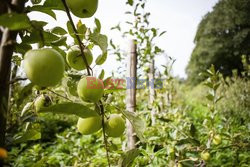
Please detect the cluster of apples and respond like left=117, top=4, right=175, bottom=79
left=77, top=113, right=126, bottom=137
left=23, top=0, right=125, bottom=138
left=200, top=134, right=222, bottom=161
left=71, top=49, right=125, bottom=137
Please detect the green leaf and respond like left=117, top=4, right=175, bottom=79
left=21, top=102, right=33, bottom=117
left=43, top=0, right=64, bottom=10
left=15, top=43, right=32, bottom=55
left=31, top=0, right=42, bottom=4
left=39, top=102, right=99, bottom=118
left=118, top=148, right=140, bottom=167
left=204, top=80, right=213, bottom=89
left=43, top=31, right=61, bottom=44
left=110, top=39, right=116, bottom=49
left=52, top=46, right=66, bottom=58
left=176, top=138, right=200, bottom=146
left=51, top=36, right=67, bottom=46
left=151, top=28, right=157, bottom=37
left=126, top=0, right=134, bottom=6
left=31, top=20, right=48, bottom=28
left=206, top=94, right=214, bottom=101
left=94, top=18, right=101, bottom=33
left=154, top=46, right=162, bottom=54
left=121, top=110, right=145, bottom=142
left=111, top=23, right=121, bottom=31
left=17, top=83, right=34, bottom=106
left=89, top=33, right=108, bottom=53
left=213, top=83, right=220, bottom=91
left=95, top=52, right=107, bottom=65
left=31, top=157, right=48, bottom=167
left=67, top=21, right=75, bottom=37
left=13, top=129, right=41, bottom=144
left=215, top=96, right=223, bottom=103
left=98, top=69, right=105, bottom=80
left=77, top=22, right=87, bottom=40
left=159, top=31, right=167, bottom=37
left=66, top=79, right=78, bottom=96
left=12, top=55, right=22, bottom=66
left=190, top=124, right=196, bottom=137
left=22, top=30, right=60, bottom=45
left=0, top=13, right=31, bottom=30
left=103, top=77, right=112, bottom=88
left=126, top=21, right=133, bottom=25
left=51, top=27, right=67, bottom=35
left=28, top=6, right=56, bottom=20
left=28, top=0, right=64, bottom=20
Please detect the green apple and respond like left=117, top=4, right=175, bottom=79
left=77, top=116, right=102, bottom=135
left=23, top=48, right=65, bottom=87
left=77, top=76, right=104, bottom=103
left=105, top=114, right=125, bottom=137
left=213, top=135, right=222, bottom=145
left=66, top=0, right=98, bottom=18
left=66, top=46, right=93, bottom=70
left=201, top=151, right=210, bottom=161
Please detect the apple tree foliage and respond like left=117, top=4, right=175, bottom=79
left=0, top=0, right=145, bottom=166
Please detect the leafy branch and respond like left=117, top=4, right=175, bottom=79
left=61, top=0, right=92, bottom=76
left=61, top=1, right=110, bottom=165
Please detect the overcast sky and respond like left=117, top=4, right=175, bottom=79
left=95, top=0, right=219, bottom=78
left=29, top=0, right=219, bottom=78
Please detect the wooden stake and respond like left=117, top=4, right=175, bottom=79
left=126, top=40, right=137, bottom=150
left=148, top=60, right=156, bottom=125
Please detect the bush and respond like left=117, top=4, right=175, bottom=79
left=218, top=76, right=250, bottom=121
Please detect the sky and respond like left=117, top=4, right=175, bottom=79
left=94, top=0, right=219, bottom=78
left=29, top=0, right=219, bottom=78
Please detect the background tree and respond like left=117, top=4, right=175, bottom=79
left=186, top=0, right=250, bottom=84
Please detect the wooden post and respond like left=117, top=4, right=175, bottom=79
left=148, top=60, right=156, bottom=125
left=126, top=40, right=137, bottom=150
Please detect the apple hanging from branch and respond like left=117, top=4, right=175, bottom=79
left=105, top=114, right=125, bottom=137
left=66, top=0, right=98, bottom=18
left=77, top=76, right=104, bottom=103
left=77, top=116, right=102, bottom=135
left=66, top=46, right=93, bottom=70
left=23, top=48, right=65, bottom=87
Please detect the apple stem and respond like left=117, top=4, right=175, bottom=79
left=100, top=100, right=111, bottom=167
left=47, top=88, right=73, bottom=102
left=61, top=0, right=92, bottom=76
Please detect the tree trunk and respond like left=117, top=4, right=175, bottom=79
left=148, top=60, right=156, bottom=125
left=0, top=1, right=25, bottom=166
left=126, top=40, right=137, bottom=150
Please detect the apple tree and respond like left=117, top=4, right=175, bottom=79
left=0, top=0, right=145, bottom=166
